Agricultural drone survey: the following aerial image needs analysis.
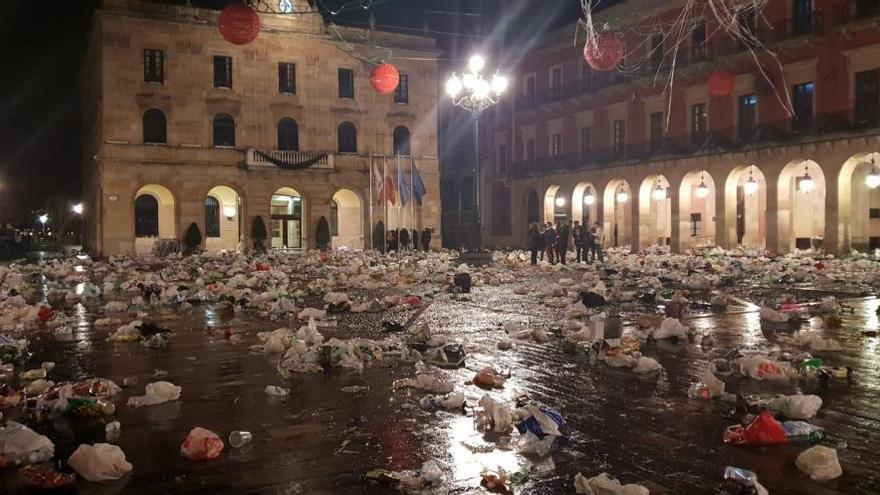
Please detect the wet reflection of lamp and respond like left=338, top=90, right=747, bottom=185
left=616, top=187, right=629, bottom=203
left=696, top=172, right=709, bottom=199
left=652, top=180, right=667, bottom=201
left=555, top=196, right=566, bottom=208
left=799, top=162, right=815, bottom=193
left=223, top=205, right=237, bottom=219
left=744, top=168, right=759, bottom=195
left=866, top=158, right=880, bottom=189
left=583, top=187, right=596, bottom=205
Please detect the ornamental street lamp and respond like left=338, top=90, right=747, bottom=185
left=866, top=157, right=880, bottom=189
left=447, top=55, right=507, bottom=257
left=38, top=214, right=48, bottom=236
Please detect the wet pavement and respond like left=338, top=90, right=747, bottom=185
left=2, top=252, right=880, bottom=494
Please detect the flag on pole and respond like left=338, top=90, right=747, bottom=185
left=372, top=159, right=384, bottom=206
left=411, top=158, right=427, bottom=206
left=383, top=156, right=396, bottom=206
left=397, top=155, right=411, bottom=206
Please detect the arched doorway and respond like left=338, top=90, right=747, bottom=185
left=679, top=170, right=717, bottom=250
left=270, top=187, right=304, bottom=249
left=603, top=179, right=631, bottom=248
left=525, top=188, right=540, bottom=225
left=204, top=185, right=241, bottom=253
left=331, top=188, right=364, bottom=249
left=724, top=165, right=767, bottom=249
left=638, top=175, right=672, bottom=250
left=134, top=184, right=176, bottom=255
left=543, top=185, right=567, bottom=224
left=572, top=181, right=599, bottom=229
left=838, top=152, right=880, bottom=253
left=778, top=159, right=825, bottom=252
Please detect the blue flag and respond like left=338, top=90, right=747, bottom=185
left=397, top=158, right=410, bottom=206
left=411, top=159, right=427, bottom=206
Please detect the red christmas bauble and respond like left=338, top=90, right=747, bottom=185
left=708, top=69, right=735, bottom=96
left=370, top=63, right=400, bottom=94
left=583, top=34, right=624, bottom=71
left=218, top=3, right=260, bottom=46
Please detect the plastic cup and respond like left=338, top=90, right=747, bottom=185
left=229, top=430, right=253, bottom=449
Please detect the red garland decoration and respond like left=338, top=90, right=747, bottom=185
left=708, top=69, right=735, bottom=96
left=583, top=34, right=624, bottom=71
left=218, top=3, right=261, bottom=46
left=370, top=63, right=400, bottom=95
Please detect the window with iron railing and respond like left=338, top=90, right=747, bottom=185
left=338, top=68, right=355, bottom=99
left=213, top=56, right=232, bottom=89
left=144, top=49, right=164, bottom=84
left=738, top=94, right=758, bottom=140
left=691, top=103, right=708, bottom=145
left=792, top=82, right=814, bottom=130
left=580, top=126, right=592, bottom=156
left=279, top=62, right=296, bottom=94
left=613, top=120, right=626, bottom=157
left=856, top=69, right=880, bottom=126
left=551, top=133, right=562, bottom=157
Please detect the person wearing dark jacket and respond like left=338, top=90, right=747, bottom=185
left=528, top=223, right=542, bottom=265
left=572, top=221, right=583, bottom=263
left=399, top=228, right=410, bottom=250
left=421, top=228, right=432, bottom=251
left=412, top=229, right=420, bottom=251
left=543, top=223, right=557, bottom=264
left=556, top=221, right=570, bottom=265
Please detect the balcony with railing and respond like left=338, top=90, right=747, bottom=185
left=506, top=110, right=878, bottom=179
left=833, top=0, right=880, bottom=25
left=246, top=149, right=335, bottom=170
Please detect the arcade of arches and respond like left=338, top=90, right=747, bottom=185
left=494, top=146, right=880, bottom=256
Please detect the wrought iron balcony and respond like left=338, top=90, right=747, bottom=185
left=246, top=149, right=335, bottom=170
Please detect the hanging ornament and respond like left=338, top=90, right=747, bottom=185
left=708, top=69, right=735, bottom=97
left=219, top=3, right=261, bottom=46
left=583, top=34, right=624, bottom=72
left=744, top=169, right=759, bottom=195
left=370, top=63, right=400, bottom=95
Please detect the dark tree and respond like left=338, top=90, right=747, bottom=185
left=251, top=215, right=268, bottom=252
left=315, top=216, right=330, bottom=250
left=183, top=222, right=202, bottom=255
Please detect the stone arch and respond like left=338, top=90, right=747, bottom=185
left=134, top=184, right=176, bottom=255
left=778, top=159, right=825, bottom=253
left=602, top=179, right=632, bottom=248
left=679, top=170, right=717, bottom=250
left=270, top=187, right=306, bottom=249
left=637, top=174, right=672, bottom=250
left=572, top=181, right=599, bottom=228
left=543, top=185, right=565, bottom=224
left=204, top=185, right=242, bottom=253
left=837, top=152, right=880, bottom=253
left=331, top=187, right=364, bottom=249
left=724, top=165, right=767, bottom=249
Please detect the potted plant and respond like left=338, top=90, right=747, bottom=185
left=251, top=215, right=268, bottom=253
left=315, top=216, right=330, bottom=251
left=183, top=222, right=202, bottom=255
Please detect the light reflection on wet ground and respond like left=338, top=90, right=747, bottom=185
left=1, top=265, right=879, bottom=494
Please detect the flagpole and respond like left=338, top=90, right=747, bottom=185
left=383, top=154, right=388, bottom=245
left=396, top=151, right=401, bottom=253
left=410, top=155, right=415, bottom=236
left=368, top=152, right=374, bottom=250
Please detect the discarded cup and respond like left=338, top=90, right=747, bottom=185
left=229, top=430, right=253, bottom=449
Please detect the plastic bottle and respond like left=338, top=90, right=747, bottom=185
left=724, top=466, right=758, bottom=485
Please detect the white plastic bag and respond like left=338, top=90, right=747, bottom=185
left=703, top=366, right=725, bottom=398
left=632, top=356, right=661, bottom=374
left=67, top=443, right=133, bottom=481
left=574, top=472, right=649, bottom=495
left=127, top=381, right=181, bottom=407
left=795, top=446, right=842, bottom=481
left=180, top=427, right=224, bottom=460
left=517, top=431, right=555, bottom=457
left=768, top=394, right=822, bottom=419
left=654, top=318, right=689, bottom=340
left=0, top=422, right=55, bottom=466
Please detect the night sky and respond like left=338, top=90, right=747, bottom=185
left=0, top=0, right=594, bottom=224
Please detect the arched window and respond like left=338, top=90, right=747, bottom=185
left=205, top=196, right=220, bottom=237
left=329, top=200, right=339, bottom=236
left=135, top=194, right=159, bottom=237
left=213, top=113, right=235, bottom=148
left=143, top=109, right=167, bottom=145
left=337, top=122, right=357, bottom=153
left=277, top=118, right=299, bottom=151
left=392, top=125, right=411, bottom=156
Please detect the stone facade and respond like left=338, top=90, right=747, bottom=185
left=82, top=0, right=441, bottom=257
left=480, top=0, right=880, bottom=255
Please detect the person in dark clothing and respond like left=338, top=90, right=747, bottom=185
left=399, top=229, right=410, bottom=250
left=583, top=224, right=595, bottom=263
left=412, top=229, right=420, bottom=251
left=421, top=228, right=432, bottom=251
left=528, top=223, right=542, bottom=265
left=543, top=223, right=557, bottom=264
left=538, top=224, right=546, bottom=261
left=556, top=221, right=570, bottom=264
left=389, top=230, right=399, bottom=252
left=572, top=221, right=582, bottom=263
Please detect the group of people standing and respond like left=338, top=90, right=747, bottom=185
left=384, top=228, right=432, bottom=253
left=528, top=221, right=604, bottom=266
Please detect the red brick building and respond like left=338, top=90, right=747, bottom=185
left=481, top=0, right=880, bottom=255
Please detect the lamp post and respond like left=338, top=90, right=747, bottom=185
left=446, top=55, right=507, bottom=257
left=38, top=214, right=48, bottom=237
left=72, top=203, right=84, bottom=246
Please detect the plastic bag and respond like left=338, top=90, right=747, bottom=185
left=0, top=422, right=55, bottom=466
left=737, top=356, right=792, bottom=381
left=67, top=443, right=133, bottom=481
left=653, top=318, right=689, bottom=340
left=703, top=366, right=725, bottom=398
left=515, top=405, right=565, bottom=439
left=795, top=446, right=843, bottom=481
left=180, top=427, right=224, bottom=460
left=473, top=368, right=506, bottom=389
left=574, top=472, right=649, bottom=495
left=127, top=381, right=181, bottom=408
left=477, top=395, right=514, bottom=433
left=723, top=410, right=788, bottom=446
left=767, top=394, right=822, bottom=420
left=632, top=356, right=661, bottom=374
left=517, top=431, right=555, bottom=457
